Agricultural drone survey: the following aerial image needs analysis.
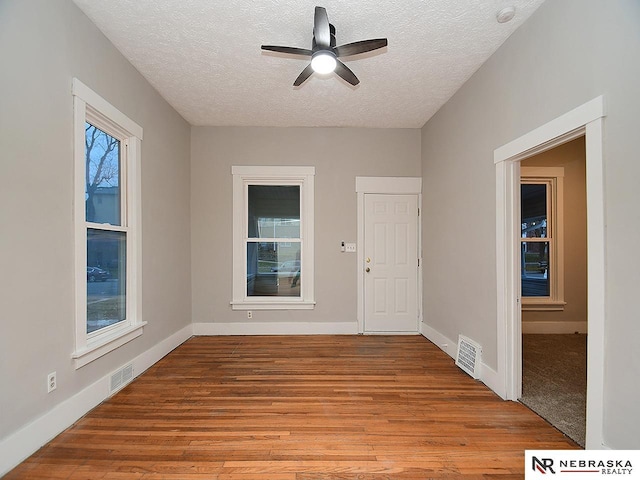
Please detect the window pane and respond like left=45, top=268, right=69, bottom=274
left=521, top=184, right=547, bottom=238
left=248, top=185, right=300, bottom=238
left=247, top=242, right=300, bottom=297
left=521, top=241, right=549, bottom=297
left=85, top=122, right=121, bottom=225
left=87, top=229, right=126, bottom=333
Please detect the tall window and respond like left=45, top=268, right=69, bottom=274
left=72, top=79, right=145, bottom=367
left=232, top=166, right=315, bottom=309
left=85, top=124, right=126, bottom=333
left=520, top=167, right=565, bottom=311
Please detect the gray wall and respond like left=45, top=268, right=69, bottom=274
left=191, top=127, right=421, bottom=327
left=2, top=0, right=637, bottom=457
left=0, top=0, right=191, bottom=440
left=421, top=0, right=640, bottom=448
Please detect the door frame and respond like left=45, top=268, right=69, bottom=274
left=355, top=177, right=422, bottom=334
left=494, top=96, right=606, bottom=448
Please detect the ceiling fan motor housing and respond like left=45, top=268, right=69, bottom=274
left=312, top=24, right=337, bottom=51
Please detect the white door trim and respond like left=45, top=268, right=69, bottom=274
left=494, top=96, right=606, bottom=449
left=356, top=177, right=422, bottom=334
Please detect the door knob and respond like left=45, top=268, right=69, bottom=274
left=365, top=267, right=370, bottom=273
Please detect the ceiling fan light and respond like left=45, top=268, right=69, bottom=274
left=311, top=51, right=337, bottom=74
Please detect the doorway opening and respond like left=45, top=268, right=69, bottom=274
left=494, top=96, right=605, bottom=449
left=518, top=137, right=587, bottom=446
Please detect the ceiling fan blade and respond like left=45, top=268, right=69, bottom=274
left=314, top=6, right=331, bottom=48
left=334, top=59, right=360, bottom=86
left=261, top=45, right=313, bottom=56
left=334, top=38, right=388, bottom=57
left=293, top=64, right=314, bottom=86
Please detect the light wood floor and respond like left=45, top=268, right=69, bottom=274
left=6, top=335, right=578, bottom=479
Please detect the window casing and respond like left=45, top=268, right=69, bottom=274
left=232, top=166, right=315, bottom=310
left=72, top=79, right=145, bottom=368
left=520, top=166, right=565, bottom=311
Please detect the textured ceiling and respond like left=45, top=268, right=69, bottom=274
left=71, top=0, right=546, bottom=128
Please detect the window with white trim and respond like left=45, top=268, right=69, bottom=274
left=72, top=79, right=145, bottom=368
left=520, top=166, right=565, bottom=311
left=232, top=166, right=315, bottom=310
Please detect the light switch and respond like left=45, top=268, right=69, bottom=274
left=345, top=243, right=356, bottom=253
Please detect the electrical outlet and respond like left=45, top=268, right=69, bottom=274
left=47, top=372, right=57, bottom=393
left=247, top=311, right=252, bottom=319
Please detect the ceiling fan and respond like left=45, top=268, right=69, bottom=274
left=261, top=6, right=388, bottom=87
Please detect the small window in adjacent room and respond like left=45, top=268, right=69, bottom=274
left=520, top=167, right=565, bottom=311
left=232, top=166, right=315, bottom=310
left=72, top=79, right=145, bottom=368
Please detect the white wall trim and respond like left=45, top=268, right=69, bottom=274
left=72, top=322, right=147, bottom=369
left=421, top=321, right=457, bottom=358
left=494, top=95, right=607, bottom=449
left=231, top=165, right=315, bottom=176
left=72, top=78, right=143, bottom=139
left=355, top=176, right=422, bottom=194
left=230, top=302, right=316, bottom=310
left=494, top=97, right=602, bottom=164
left=522, top=321, right=588, bottom=334
left=0, top=324, right=193, bottom=477
left=583, top=116, right=607, bottom=450
left=421, top=322, right=501, bottom=394
left=479, top=363, right=501, bottom=396
left=192, top=322, right=358, bottom=336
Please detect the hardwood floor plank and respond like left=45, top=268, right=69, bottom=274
left=5, top=335, right=578, bottom=479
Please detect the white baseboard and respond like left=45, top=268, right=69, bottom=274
left=0, top=324, right=193, bottom=477
left=131, top=324, right=193, bottom=374
left=421, top=321, right=503, bottom=398
left=522, top=321, right=588, bottom=334
left=479, top=362, right=502, bottom=396
left=192, top=321, right=358, bottom=336
left=420, top=321, right=457, bottom=358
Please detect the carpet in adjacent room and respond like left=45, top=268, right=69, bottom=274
left=520, top=333, right=587, bottom=447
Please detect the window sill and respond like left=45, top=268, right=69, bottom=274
left=72, top=321, right=147, bottom=369
left=522, top=301, right=566, bottom=312
left=231, top=301, right=316, bottom=311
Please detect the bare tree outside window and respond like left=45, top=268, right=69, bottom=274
left=85, top=122, right=120, bottom=225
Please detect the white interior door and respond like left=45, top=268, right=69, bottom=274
left=364, top=194, right=419, bottom=333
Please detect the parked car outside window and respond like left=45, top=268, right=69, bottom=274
left=87, top=266, right=111, bottom=282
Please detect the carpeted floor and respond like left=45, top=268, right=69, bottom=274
left=520, top=334, right=587, bottom=447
